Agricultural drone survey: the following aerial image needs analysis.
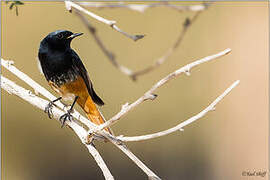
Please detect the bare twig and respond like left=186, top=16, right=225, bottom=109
left=1, top=76, right=114, bottom=180
left=130, top=11, right=202, bottom=80
left=75, top=2, right=208, bottom=80
left=65, top=1, right=144, bottom=41
left=89, top=48, right=231, bottom=133
left=117, top=80, right=240, bottom=142
left=86, top=144, right=114, bottom=180
left=74, top=10, right=133, bottom=76
left=105, top=134, right=161, bottom=180
left=1, top=58, right=161, bottom=180
left=79, top=2, right=206, bottom=13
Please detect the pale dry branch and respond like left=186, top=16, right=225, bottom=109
left=3, top=2, right=236, bottom=179
left=1, top=58, right=97, bottom=131
left=86, top=144, right=114, bottom=180
left=118, top=80, right=240, bottom=142
left=74, top=2, right=208, bottom=80
left=79, top=2, right=206, bottom=13
left=90, top=48, right=231, bottom=133
left=1, top=76, right=114, bottom=180
left=1, top=58, right=161, bottom=180
left=74, top=10, right=133, bottom=76
left=65, top=1, right=144, bottom=41
left=130, top=10, right=202, bottom=80
left=2, top=46, right=235, bottom=178
left=2, top=58, right=116, bottom=139
left=103, top=133, right=161, bottom=179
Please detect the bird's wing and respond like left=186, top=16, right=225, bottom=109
left=70, top=49, right=104, bottom=106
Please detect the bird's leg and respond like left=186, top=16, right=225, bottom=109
left=59, top=96, right=79, bottom=128
left=44, top=97, right=62, bottom=119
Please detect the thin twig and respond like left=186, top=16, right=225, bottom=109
left=90, top=48, right=231, bottom=133
left=86, top=144, right=115, bottom=180
left=76, top=2, right=208, bottom=80
left=117, top=80, right=240, bottom=142
left=130, top=11, right=202, bottom=81
left=79, top=2, right=206, bottom=13
left=1, top=58, right=161, bottom=180
left=105, top=134, right=161, bottom=180
left=74, top=10, right=133, bottom=76
left=65, top=1, right=144, bottom=41
left=1, top=76, right=114, bottom=180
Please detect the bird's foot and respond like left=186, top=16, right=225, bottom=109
left=59, top=109, right=73, bottom=128
left=59, top=96, right=78, bottom=128
left=44, top=101, right=55, bottom=119
left=44, top=97, right=62, bottom=119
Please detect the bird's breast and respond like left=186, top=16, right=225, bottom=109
left=39, top=50, right=79, bottom=87
left=50, top=70, right=79, bottom=87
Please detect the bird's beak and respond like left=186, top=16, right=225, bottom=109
left=67, top=33, right=83, bottom=39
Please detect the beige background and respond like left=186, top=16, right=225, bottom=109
left=2, top=2, right=268, bottom=180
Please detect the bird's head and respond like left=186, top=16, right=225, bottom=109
left=43, top=30, right=83, bottom=50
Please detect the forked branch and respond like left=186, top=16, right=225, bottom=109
left=65, top=1, right=144, bottom=41
left=90, top=48, right=232, bottom=133
left=3, top=2, right=237, bottom=180
left=1, top=58, right=160, bottom=180
left=130, top=10, right=203, bottom=80
left=1, top=76, right=114, bottom=180
left=77, top=2, right=209, bottom=80
left=117, top=80, right=240, bottom=142
left=1, top=46, right=236, bottom=179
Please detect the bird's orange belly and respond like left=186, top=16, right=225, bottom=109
left=49, top=76, right=88, bottom=104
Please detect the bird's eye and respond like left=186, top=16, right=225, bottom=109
left=57, top=34, right=64, bottom=39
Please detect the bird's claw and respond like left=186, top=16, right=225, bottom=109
left=44, top=97, right=62, bottom=119
left=59, top=110, right=73, bottom=128
left=44, top=102, right=55, bottom=119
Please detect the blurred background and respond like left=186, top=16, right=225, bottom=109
left=2, top=1, right=268, bottom=180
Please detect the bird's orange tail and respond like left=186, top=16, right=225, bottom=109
left=78, top=95, right=112, bottom=134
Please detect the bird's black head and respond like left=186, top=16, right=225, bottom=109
left=42, top=30, right=83, bottom=51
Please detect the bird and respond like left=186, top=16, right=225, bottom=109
left=38, top=30, right=112, bottom=134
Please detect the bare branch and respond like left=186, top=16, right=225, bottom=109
left=118, top=80, right=240, bottom=142
left=130, top=11, right=202, bottom=80
left=90, top=48, right=231, bottom=133
left=86, top=144, right=115, bottom=180
left=1, top=58, right=161, bottom=179
left=105, top=135, right=161, bottom=180
left=79, top=2, right=207, bottom=13
left=1, top=58, right=101, bottom=131
left=2, top=3, right=232, bottom=178
left=65, top=1, right=144, bottom=41
left=74, top=10, right=133, bottom=76
left=75, top=2, right=208, bottom=80
left=1, top=76, right=114, bottom=180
